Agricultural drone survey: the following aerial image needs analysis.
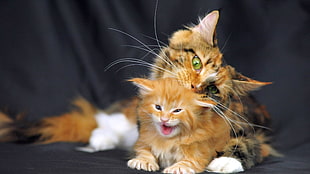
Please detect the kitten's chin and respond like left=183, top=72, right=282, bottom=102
left=156, top=123, right=180, bottom=138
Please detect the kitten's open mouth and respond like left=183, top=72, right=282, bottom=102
left=160, top=124, right=177, bottom=135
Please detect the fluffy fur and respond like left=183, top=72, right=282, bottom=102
left=0, top=98, right=97, bottom=143
left=128, top=77, right=231, bottom=173
left=0, top=10, right=277, bottom=173
left=126, top=10, right=277, bottom=173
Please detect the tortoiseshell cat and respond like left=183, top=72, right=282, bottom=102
left=128, top=77, right=269, bottom=173
left=0, top=10, right=278, bottom=173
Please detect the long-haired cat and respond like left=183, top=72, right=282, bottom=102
left=0, top=10, right=278, bottom=173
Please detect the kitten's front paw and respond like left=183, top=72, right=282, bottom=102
left=206, top=157, right=244, bottom=173
left=127, top=158, right=159, bottom=172
left=163, top=164, right=195, bottom=174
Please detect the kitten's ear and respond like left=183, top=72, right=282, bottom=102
left=193, top=10, right=219, bottom=46
left=232, top=74, right=272, bottom=95
left=129, top=78, right=154, bottom=95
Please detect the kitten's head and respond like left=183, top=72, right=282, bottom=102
left=130, top=78, right=214, bottom=138
left=151, top=11, right=271, bottom=104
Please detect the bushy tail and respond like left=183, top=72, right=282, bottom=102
left=0, top=98, right=97, bottom=144
left=256, top=133, right=283, bottom=158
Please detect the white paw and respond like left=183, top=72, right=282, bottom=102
left=163, top=165, right=195, bottom=174
left=207, top=157, right=244, bottom=173
left=76, top=128, right=118, bottom=152
left=127, top=158, right=159, bottom=172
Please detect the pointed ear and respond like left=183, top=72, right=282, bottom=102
left=128, top=78, right=154, bottom=95
left=193, top=10, right=219, bottom=46
left=232, top=74, right=272, bottom=95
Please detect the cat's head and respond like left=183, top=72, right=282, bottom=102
left=129, top=77, right=215, bottom=138
left=151, top=10, right=271, bottom=104
left=150, top=10, right=222, bottom=90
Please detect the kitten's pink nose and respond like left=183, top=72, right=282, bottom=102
left=160, top=117, right=169, bottom=122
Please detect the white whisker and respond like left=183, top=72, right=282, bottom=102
left=104, top=58, right=177, bottom=77
left=121, top=45, right=161, bottom=59
left=208, top=97, right=271, bottom=131
left=142, top=34, right=168, bottom=47
left=153, top=0, right=161, bottom=50
left=109, top=28, right=175, bottom=70
left=213, top=106, right=243, bottom=157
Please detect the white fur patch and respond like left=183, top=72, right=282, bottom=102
left=206, top=157, right=244, bottom=173
left=77, top=111, right=138, bottom=153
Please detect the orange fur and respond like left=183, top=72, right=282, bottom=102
left=0, top=112, right=12, bottom=123
left=129, top=78, right=231, bottom=173
left=1, top=11, right=277, bottom=172
left=0, top=112, right=13, bottom=138
left=29, top=97, right=97, bottom=143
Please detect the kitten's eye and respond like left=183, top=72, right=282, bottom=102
left=192, top=56, right=202, bottom=70
left=207, top=85, right=219, bottom=94
left=172, top=109, right=182, bottom=113
left=155, top=104, right=162, bottom=111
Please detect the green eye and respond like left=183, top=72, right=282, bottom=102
left=192, top=56, right=202, bottom=70
left=207, top=85, right=219, bottom=94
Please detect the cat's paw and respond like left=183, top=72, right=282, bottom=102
left=127, top=158, right=159, bottom=172
left=163, top=164, right=195, bottom=174
left=206, top=157, right=244, bottom=173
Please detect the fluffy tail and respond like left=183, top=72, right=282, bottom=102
left=256, top=133, right=283, bottom=158
left=0, top=98, right=97, bottom=144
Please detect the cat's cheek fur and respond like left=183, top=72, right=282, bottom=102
left=206, top=157, right=244, bottom=173
left=77, top=112, right=138, bottom=152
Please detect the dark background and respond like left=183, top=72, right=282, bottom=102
left=0, top=0, right=309, bottom=173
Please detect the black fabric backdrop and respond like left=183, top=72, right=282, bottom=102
left=0, top=0, right=309, bottom=173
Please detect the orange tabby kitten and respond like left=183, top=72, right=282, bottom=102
left=128, top=77, right=230, bottom=173
left=128, top=63, right=275, bottom=173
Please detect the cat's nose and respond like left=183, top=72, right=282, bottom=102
left=160, top=117, right=169, bottom=122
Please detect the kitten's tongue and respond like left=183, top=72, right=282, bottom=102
left=161, top=124, right=174, bottom=135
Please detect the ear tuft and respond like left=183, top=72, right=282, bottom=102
left=232, top=73, right=272, bottom=95
left=193, top=10, right=219, bottom=46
